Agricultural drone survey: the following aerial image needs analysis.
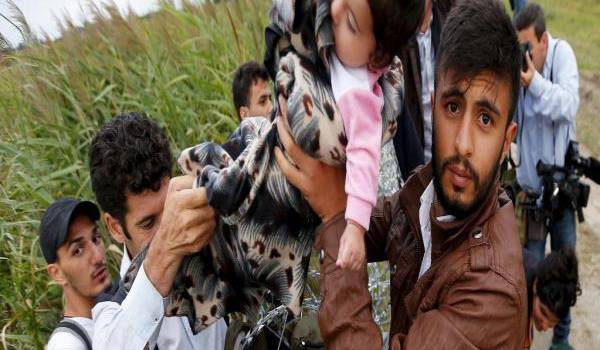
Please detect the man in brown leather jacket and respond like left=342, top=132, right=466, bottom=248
left=274, top=0, right=527, bottom=348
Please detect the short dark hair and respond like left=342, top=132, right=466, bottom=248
left=536, top=247, right=581, bottom=319
left=232, top=61, right=270, bottom=119
left=515, top=3, right=546, bottom=41
left=368, top=0, right=424, bottom=68
left=435, top=0, right=521, bottom=122
left=89, top=113, right=172, bottom=237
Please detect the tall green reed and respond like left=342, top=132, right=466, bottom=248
left=0, top=0, right=270, bottom=348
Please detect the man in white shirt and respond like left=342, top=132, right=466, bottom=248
left=514, top=3, right=580, bottom=348
left=221, top=61, right=273, bottom=160
left=89, top=113, right=227, bottom=349
left=40, top=198, right=111, bottom=350
left=231, top=61, right=273, bottom=122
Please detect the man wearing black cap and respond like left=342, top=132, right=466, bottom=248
left=41, top=198, right=110, bottom=350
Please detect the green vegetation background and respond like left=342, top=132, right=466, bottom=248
left=0, top=0, right=597, bottom=349
left=0, top=1, right=270, bottom=348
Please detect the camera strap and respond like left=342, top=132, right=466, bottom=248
left=548, top=39, right=572, bottom=167
left=51, top=318, right=92, bottom=350
left=549, top=40, right=560, bottom=83
left=550, top=40, right=558, bottom=165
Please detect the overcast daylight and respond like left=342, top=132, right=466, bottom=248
left=1, top=0, right=599, bottom=349
left=0, top=0, right=167, bottom=46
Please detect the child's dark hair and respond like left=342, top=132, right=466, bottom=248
left=536, top=247, right=581, bottom=319
left=435, top=0, right=521, bottom=122
left=368, top=0, right=424, bottom=68
left=232, top=61, right=270, bottom=119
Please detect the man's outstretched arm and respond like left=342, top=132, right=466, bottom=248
left=274, top=101, right=382, bottom=349
left=93, top=176, right=216, bottom=350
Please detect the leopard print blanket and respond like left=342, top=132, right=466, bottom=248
left=122, top=0, right=405, bottom=334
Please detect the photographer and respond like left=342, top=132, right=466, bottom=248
left=514, top=3, right=579, bottom=348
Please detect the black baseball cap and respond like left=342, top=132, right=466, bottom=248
left=39, top=198, right=100, bottom=264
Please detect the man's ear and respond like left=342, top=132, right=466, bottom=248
left=239, top=106, right=249, bottom=120
left=541, top=31, right=549, bottom=50
left=104, top=212, right=126, bottom=245
left=501, top=121, right=517, bottom=163
left=47, top=263, right=67, bottom=286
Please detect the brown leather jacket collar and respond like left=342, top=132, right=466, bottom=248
left=399, top=163, right=501, bottom=258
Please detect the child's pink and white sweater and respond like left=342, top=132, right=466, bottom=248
left=330, top=54, right=385, bottom=230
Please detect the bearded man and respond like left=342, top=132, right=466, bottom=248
left=274, top=0, right=527, bottom=348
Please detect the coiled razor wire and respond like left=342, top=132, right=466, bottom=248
left=241, top=262, right=391, bottom=349
left=241, top=155, right=398, bottom=348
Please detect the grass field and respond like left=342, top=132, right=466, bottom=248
left=0, top=1, right=271, bottom=348
left=0, top=0, right=597, bottom=349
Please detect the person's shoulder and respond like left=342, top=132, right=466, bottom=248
left=553, top=36, right=575, bottom=52
left=47, top=331, right=87, bottom=350
left=473, top=193, right=527, bottom=301
left=92, top=299, right=125, bottom=324
left=453, top=230, right=525, bottom=306
left=551, top=37, right=577, bottom=64
left=70, top=317, right=94, bottom=334
left=485, top=194, right=523, bottom=272
left=441, top=191, right=525, bottom=293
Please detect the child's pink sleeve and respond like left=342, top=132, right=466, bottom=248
left=337, top=89, right=383, bottom=231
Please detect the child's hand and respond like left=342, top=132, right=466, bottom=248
left=336, top=221, right=366, bottom=271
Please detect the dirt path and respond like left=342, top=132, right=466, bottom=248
left=570, top=176, right=600, bottom=348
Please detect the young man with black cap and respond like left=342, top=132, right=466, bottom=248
left=40, top=198, right=110, bottom=350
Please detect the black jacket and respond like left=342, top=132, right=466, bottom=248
left=400, top=1, right=453, bottom=145
left=393, top=103, right=424, bottom=181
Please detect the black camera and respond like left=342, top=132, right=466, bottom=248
left=520, top=42, right=531, bottom=71
left=536, top=141, right=599, bottom=223
left=564, top=140, right=600, bottom=184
